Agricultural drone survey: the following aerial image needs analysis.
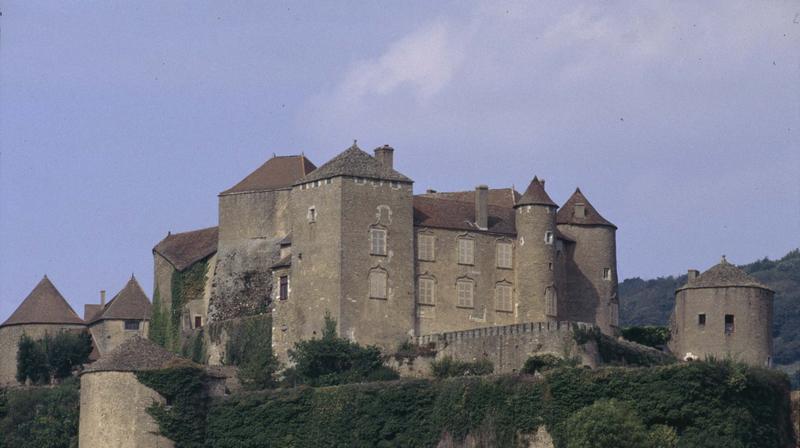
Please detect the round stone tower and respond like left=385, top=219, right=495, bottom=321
left=556, top=188, right=618, bottom=335
left=514, top=177, right=558, bottom=322
left=669, top=256, right=774, bottom=367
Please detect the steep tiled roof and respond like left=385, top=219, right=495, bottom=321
left=677, top=257, right=773, bottom=292
left=221, top=155, right=316, bottom=195
left=556, top=188, right=616, bottom=229
left=1, top=276, right=84, bottom=328
left=88, top=276, right=152, bottom=324
left=84, top=304, right=102, bottom=321
left=516, top=177, right=557, bottom=207
left=417, top=188, right=521, bottom=208
left=83, top=336, right=184, bottom=373
left=414, top=196, right=516, bottom=235
left=153, top=226, right=218, bottom=271
left=297, top=144, right=412, bottom=184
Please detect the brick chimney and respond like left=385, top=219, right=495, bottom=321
left=374, top=145, right=394, bottom=170
left=475, top=185, right=489, bottom=229
left=687, top=270, right=699, bottom=281
left=100, top=290, right=106, bottom=307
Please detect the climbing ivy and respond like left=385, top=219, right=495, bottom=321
left=149, top=259, right=209, bottom=351
left=149, top=287, right=168, bottom=347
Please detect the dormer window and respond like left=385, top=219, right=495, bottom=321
left=575, top=204, right=586, bottom=218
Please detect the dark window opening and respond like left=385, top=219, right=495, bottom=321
left=279, top=276, right=289, bottom=300
left=124, top=320, right=140, bottom=331
left=724, top=314, right=734, bottom=334
left=194, top=316, right=203, bottom=329
left=698, top=314, right=706, bottom=326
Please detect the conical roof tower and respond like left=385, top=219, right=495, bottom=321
left=1, top=276, right=84, bottom=327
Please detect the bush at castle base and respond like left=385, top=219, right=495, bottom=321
left=0, top=378, right=80, bottom=448
left=205, top=360, right=795, bottom=448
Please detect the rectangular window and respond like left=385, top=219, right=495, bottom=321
left=307, top=206, right=317, bottom=223
left=418, top=234, right=435, bottom=261
left=698, top=314, right=706, bottom=326
left=610, top=302, right=619, bottom=326
left=371, top=228, right=387, bottom=255
left=370, top=271, right=387, bottom=299
left=725, top=314, right=735, bottom=334
left=603, top=268, right=612, bottom=281
left=495, top=284, right=513, bottom=312
left=575, top=204, right=586, bottom=218
left=544, top=231, right=554, bottom=245
left=124, top=320, right=140, bottom=331
left=545, top=287, right=557, bottom=316
left=279, top=276, right=289, bottom=300
left=194, top=316, right=203, bottom=329
left=456, top=280, right=474, bottom=308
left=418, top=278, right=435, bottom=305
left=458, top=238, right=474, bottom=265
left=496, top=242, right=512, bottom=269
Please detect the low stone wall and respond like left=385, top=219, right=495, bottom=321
left=402, top=321, right=600, bottom=376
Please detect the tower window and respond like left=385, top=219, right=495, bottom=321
left=370, top=228, right=387, bottom=255
left=495, top=283, right=513, bottom=312
left=369, top=270, right=387, bottom=299
left=603, top=268, right=612, bottom=281
left=279, top=275, right=289, bottom=300
left=418, top=277, right=435, bottom=305
left=417, top=234, right=435, bottom=261
left=456, top=279, right=474, bottom=308
left=496, top=242, right=512, bottom=269
left=124, top=320, right=140, bottom=331
left=458, top=238, right=475, bottom=265
left=307, top=206, right=317, bottom=223
left=544, top=231, right=554, bottom=245
left=725, top=315, right=735, bottom=334
left=698, top=314, right=706, bottom=326
left=194, top=316, right=203, bottom=329
left=545, top=287, right=557, bottom=317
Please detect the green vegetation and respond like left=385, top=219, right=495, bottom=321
left=574, top=326, right=673, bottom=367
left=181, top=329, right=207, bottom=364
left=149, top=286, right=168, bottom=346
left=284, top=314, right=399, bottom=387
left=620, top=249, right=800, bottom=366
left=222, top=315, right=279, bottom=389
left=135, top=364, right=207, bottom=448
left=563, top=399, right=677, bottom=448
left=205, top=360, right=795, bottom=447
left=621, top=326, right=671, bottom=348
left=522, top=354, right=577, bottom=374
left=149, top=259, right=209, bottom=351
left=430, top=356, right=494, bottom=379
left=16, top=332, right=93, bottom=385
left=0, top=378, right=80, bottom=448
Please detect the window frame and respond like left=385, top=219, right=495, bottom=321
left=496, top=241, right=513, bottom=269
left=369, top=269, right=388, bottom=299
left=698, top=313, right=706, bottom=327
left=544, top=231, right=554, bottom=245
left=418, top=276, right=436, bottom=305
left=370, top=227, right=388, bottom=256
left=417, top=233, right=436, bottom=261
left=603, top=267, right=612, bottom=281
left=279, top=275, right=289, bottom=300
left=495, top=282, right=513, bottom=312
left=457, top=237, right=475, bottom=265
left=724, top=314, right=735, bottom=334
left=124, top=320, right=140, bottom=331
left=456, top=278, right=474, bottom=308
left=307, top=206, right=317, bottom=223
left=545, top=287, right=558, bottom=317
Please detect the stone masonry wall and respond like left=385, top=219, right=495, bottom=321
left=79, top=371, right=174, bottom=448
left=89, top=319, right=150, bottom=356
left=0, top=323, right=86, bottom=386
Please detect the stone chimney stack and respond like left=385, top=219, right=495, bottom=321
left=687, top=270, right=699, bottom=281
left=100, top=290, right=106, bottom=307
left=374, top=145, right=394, bottom=170
left=475, top=185, right=489, bottom=229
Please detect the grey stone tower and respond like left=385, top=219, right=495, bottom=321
left=514, top=177, right=558, bottom=322
left=556, top=188, right=618, bottom=335
left=669, top=257, right=774, bottom=367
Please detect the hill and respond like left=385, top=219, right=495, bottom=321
left=620, top=249, right=800, bottom=367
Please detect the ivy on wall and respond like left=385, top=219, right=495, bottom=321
left=149, top=259, right=209, bottom=351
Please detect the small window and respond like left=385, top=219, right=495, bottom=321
left=495, top=283, right=513, bottom=312
left=418, top=277, right=435, bottom=305
left=307, top=206, right=317, bottom=223
left=391, top=181, right=400, bottom=189
left=610, top=301, right=619, bottom=327
left=456, top=279, right=474, bottom=308
left=544, top=231, right=554, bottom=245
left=458, top=238, right=475, bottom=265
left=548, top=262, right=553, bottom=271
left=369, top=270, right=387, bottom=299
left=725, top=314, right=735, bottom=334
left=575, top=204, right=586, bottom=218
left=370, top=228, right=387, bottom=255
left=194, top=316, right=203, bottom=329
left=418, top=234, right=435, bottom=261
left=496, top=242, right=513, bottom=269
left=279, top=275, right=289, bottom=300
left=124, top=320, right=140, bottom=331
left=355, top=177, right=366, bottom=185
left=603, top=268, right=612, bottom=281
left=325, top=178, right=332, bottom=185
left=698, top=314, right=706, bottom=326
left=545, top=287, right=557, bottom=317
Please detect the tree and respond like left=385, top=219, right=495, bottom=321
left=16, top=332, right=93, bottom=385
left=16, top=334, right=49, bottom=385
left=563, top=400, right=650, bottom=448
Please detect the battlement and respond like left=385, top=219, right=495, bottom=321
left=416, top=321, right=596, bottom=345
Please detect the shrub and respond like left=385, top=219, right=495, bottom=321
left=522, top=354, right=576, bottom=374
left=287, top=314, right=399, bottom=387
left=563, top=399, right=650, bottom=448
left=430, top=356, right=494, bottom=379
left=16, top=334, right=49, bottom=385
left=621, top=326, right=671, bottom=348
left=0, top=378, right=80, bottom=448
left=16, top=332, right=92, bottom=385
left=223, top=315, right=279, bottom=390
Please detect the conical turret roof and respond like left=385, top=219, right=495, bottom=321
left=677, top=257, right=772, bottom=292
left=1, top=276, right=84, bottom=328
left=83, top=336, right=186, bottom=373
left=88, top=275, right=152, bottom=324
left=515, top=176, right=556, bottom=207
left=556, top=188, right=616, bottom=228
left=296, top=143, right=412, bottom=184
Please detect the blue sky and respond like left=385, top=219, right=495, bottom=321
left=1, top=1, right=798, bottom=322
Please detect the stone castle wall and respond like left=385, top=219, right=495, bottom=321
left=89, top=320, right=150, bottom=356
left=0, top=323, right=86, bottom=386
left=79, top=371, right=174, bottom=448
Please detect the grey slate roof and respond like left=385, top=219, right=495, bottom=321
left=296, top=144, right=412, bottom=184
left=88, top=276, right=152, bottom=324
left=153, top=226, right=218, bottom=271
left=515, top=177, right=557, bottom=207
left=677, top=257, right=773, bottom=292
left=1, top=276, right=84, bottom=328
left=556, top=188, right=616, bottom=229
left=83, top=336, right=185, bottom=373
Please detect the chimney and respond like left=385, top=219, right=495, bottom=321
left=687, top=270, right=699, bottom=281
left=100, top=290, right=106, bottom=307
left=374, top=145, right=394, bottom=170
left=475, top=185, right=489, bottom=229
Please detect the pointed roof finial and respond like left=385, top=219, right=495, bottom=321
left=721, top=255, right=727, bottom=263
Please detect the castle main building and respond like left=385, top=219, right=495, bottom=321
left=153, top=143, right=620, bottom=360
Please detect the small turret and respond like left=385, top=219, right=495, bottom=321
left=514, top=177, right=558, bottom=322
